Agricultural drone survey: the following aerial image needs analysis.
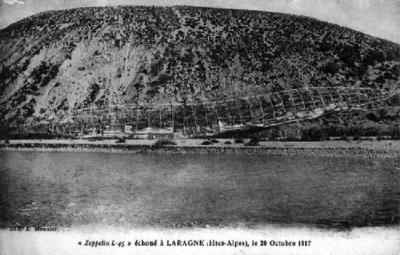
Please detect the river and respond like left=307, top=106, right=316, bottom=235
left=0, top=151, right=399, bottom=229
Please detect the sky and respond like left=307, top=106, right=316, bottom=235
left=0, top=0, right=399, bottom=43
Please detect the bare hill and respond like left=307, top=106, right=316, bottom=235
left=0, top=5, right=399, bottom=125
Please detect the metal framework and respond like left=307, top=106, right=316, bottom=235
left=21, top=87, right=397, bottom=137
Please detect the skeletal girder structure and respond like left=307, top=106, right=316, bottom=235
left=69, top=87, right=396, bottom=136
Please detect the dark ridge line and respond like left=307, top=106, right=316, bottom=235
left=1, top=4, right=399, bottom=45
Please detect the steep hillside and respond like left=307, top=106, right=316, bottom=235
left=0, top=5, right=400, bottom=124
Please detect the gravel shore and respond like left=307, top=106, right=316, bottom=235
left=1, top=139, right=400, bottom=158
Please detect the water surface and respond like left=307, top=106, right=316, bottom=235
left=0, top=151, right=399, bottom=228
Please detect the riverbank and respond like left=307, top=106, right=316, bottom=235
left=1, top=139, right=400, bottom=158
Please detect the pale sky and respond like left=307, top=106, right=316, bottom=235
left=0, top=0, right=399, bottom=44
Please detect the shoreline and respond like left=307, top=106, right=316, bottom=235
left=1, top=139, right=400, bottom=158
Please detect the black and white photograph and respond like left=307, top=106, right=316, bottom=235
left=0, top=0, right=399, bottom=254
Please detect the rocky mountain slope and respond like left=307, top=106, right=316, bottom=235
left=0, top=5, right=399, bottom=125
